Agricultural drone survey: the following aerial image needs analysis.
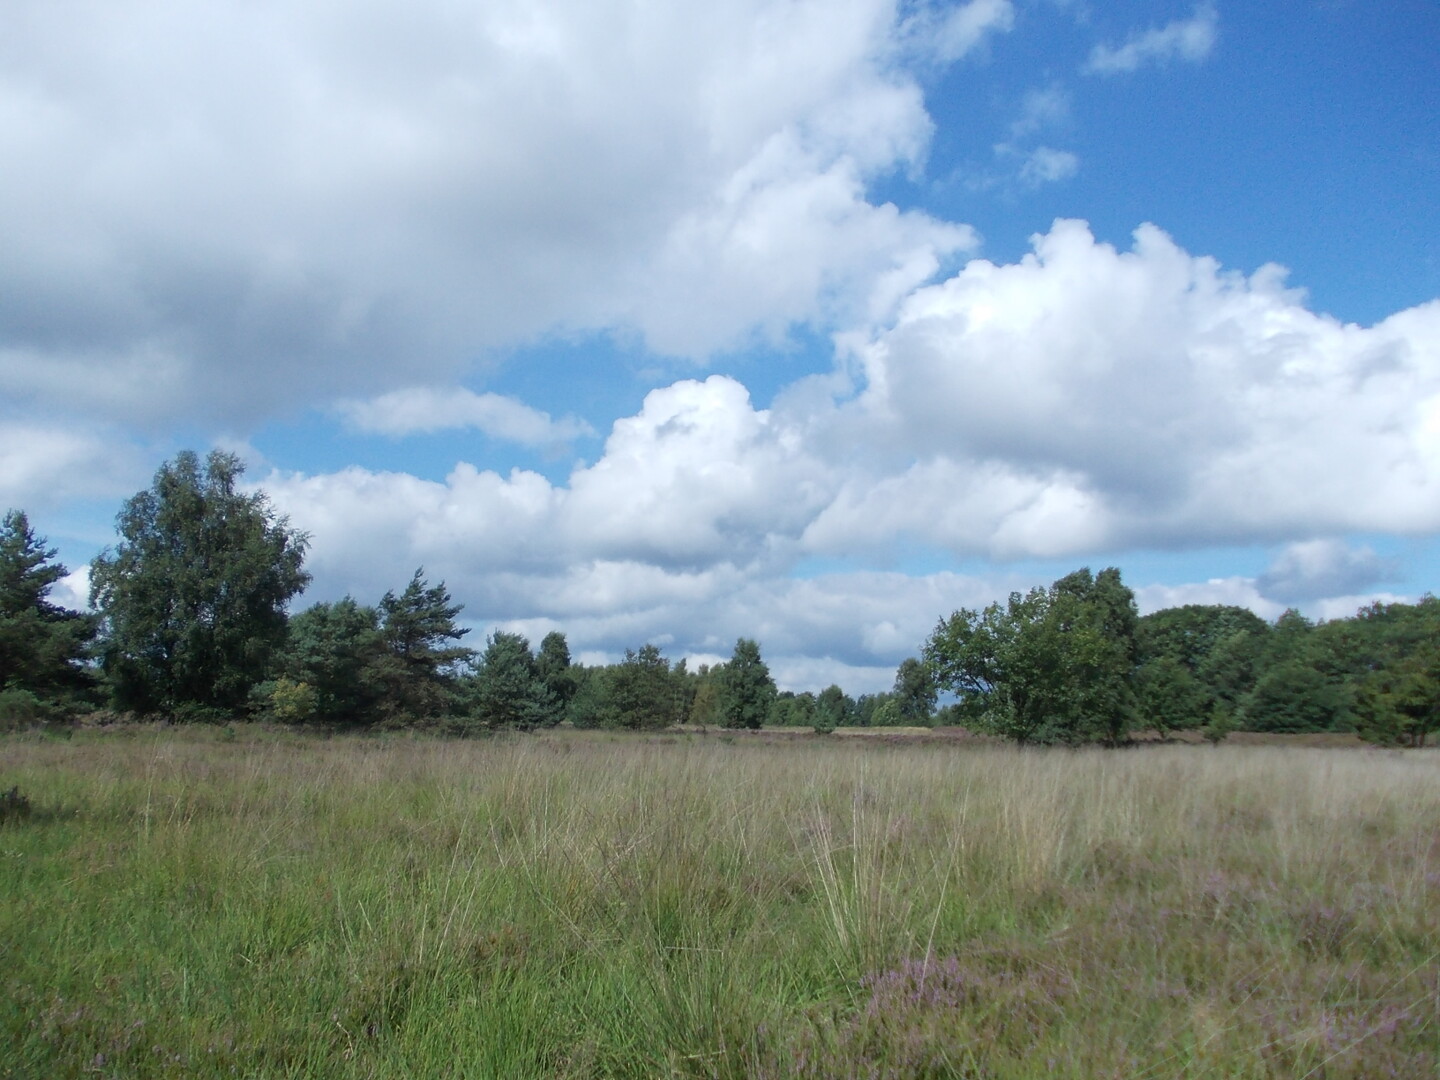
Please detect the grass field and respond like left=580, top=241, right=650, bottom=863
left=2, top=726, right=1437, bottom=1078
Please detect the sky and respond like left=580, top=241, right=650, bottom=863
left=3, top=0, right=1439, bottom=693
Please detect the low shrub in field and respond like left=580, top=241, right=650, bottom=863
left=0, top=784, right=32, bottom=824
left=760, top=953, right=1077, bottom=1078
left=0, top=688, right=55, bottom=731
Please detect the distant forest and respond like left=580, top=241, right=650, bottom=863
left=2, top=450, right=1436, bottom=747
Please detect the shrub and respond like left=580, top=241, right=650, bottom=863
left=0, top=688, right=55, bottom=731
left=0, top=785, right=32, bottom=824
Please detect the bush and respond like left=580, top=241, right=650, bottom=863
left=0, top=688, right=56, bottom=731
left=267, top=678, right=320, bottom=724
left=0, top=785, right=32, bottom=824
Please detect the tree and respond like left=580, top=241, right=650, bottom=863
left=1239, top=660, right=1346, bottom=733
left=769, top=691, right=816, bottom=727
left=891, top=657, right=937, bottom=725
left=1354, top=647, right=1440, bottom=747
left=815, top=684, right=852, bottom=732
left=1136, top=604, right=1270, bottom=672
left=1133, top=655, right=1209, bottom=736
left=90, top=451, right=309, bottom=715
left=274, top=597, right=387, bottom=724
left=468, top=632, right=552, bottom=732
left=374, top=569, right=474, bottom=722
left=688, top=665, right=727, bottom=727
left=535, top=631, right=577, bottom=725
left=0, top=510, right=97, bottom=708
left=923, top=567, right=1139, bottom=745
left=610, top=644, right=676, bottom=729
left=720, top=638, right=776, bottom=730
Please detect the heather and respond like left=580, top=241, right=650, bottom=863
left=3, top=727, right=1436, bottom=1078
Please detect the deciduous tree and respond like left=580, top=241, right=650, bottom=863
left=720, top=638, right=775, bottom=730
left=91, top=451, right=309, bottom=715
left=923, top=567, right=1139, bottom=745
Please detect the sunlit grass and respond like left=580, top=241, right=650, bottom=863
left=2, top=726, right=1436, bottom=1077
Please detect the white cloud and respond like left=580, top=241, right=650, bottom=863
left=1084, top=3, right=1218, bottom=75
left=0, top=0, right=1002, bottom=428
left=847, top=220, right=1440, bottom=551
left=336, top=387, right=592, bottom=445
left=251, top=219, right=1440, bottom=685
left=1008, top=85, right=1070, bottom=140
left=1017, top=146, right=1079, bottom=186
left=1133, top=577, right=1283, bottom=619
left=0, top=423, right=149, bottom=513
left=51, top=567, right=93, bottom=614
left=902, top=0, right=1016, bottom=64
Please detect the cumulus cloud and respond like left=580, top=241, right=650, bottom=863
left=50, top=567, right=93, bottom=615
left=0, top=0, right=1001, bottom=429
left=252, top=220, right=1440, bottom=684
left=0, top=423, right=150, bottom=513
left=845, top=220, right=1440, bottom=553
left=1084, top=3, right=1218, bottom=75
left=1257, top=539, right=1398, bottom=604
left=336, top=387, right=592, bottom=445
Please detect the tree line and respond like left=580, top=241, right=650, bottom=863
left=2, top=450, right=1436, bottom=746
left=922, top=566, right=1440, bottom=747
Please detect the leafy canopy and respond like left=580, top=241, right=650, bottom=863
left=924, top=567, right=1138, bottom=745
left=90, top=451, right=309, bottom=715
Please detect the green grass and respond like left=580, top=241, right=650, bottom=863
left=2, top=726, right=1436, bottom=1078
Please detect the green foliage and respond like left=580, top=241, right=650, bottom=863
left=1133, top=655, right=1210, bottom=735
left=373, top=570, right=475, bottom=723
left=466, top=632, right=555, bottom=732
left=0, top=510, right=97, bottom=707
left=924, top=567, right=1139, bottom=745
left=1196, top=627, right=1268, bottom=709
left=1240, top=660, right=1347, bottom=733
left=1136, top=603, right=1270, bottom=671
left=277, top=597, right=388, bottom=724
left=1353, top=644, right=1440, bottom=747
left=815, top=684, right=852, bottom=732
left=687, top=665, right=726, bottom=727
left=720, top=638, right=776, bottom=730
left=535, top=631, right=577, bottom=720
left=890, top=657, right=936, bottom=725
left=0, top=687, right=57, bottom=731
left=769, top=691, right=816, bottom=728
left=90, top=451, right=310, bottom=715
left=1200, top=702, right=1239, bottom=745
left=566, top=665, right=614, bottom=729
left=265, top=678, right=319, bottom=724
left=609, top=644, right=679, bottom=730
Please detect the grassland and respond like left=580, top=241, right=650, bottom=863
left=2, top=726, right=1436, bottom=1079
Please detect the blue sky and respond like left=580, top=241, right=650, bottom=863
left=3, top=0, right=1438, bottom=691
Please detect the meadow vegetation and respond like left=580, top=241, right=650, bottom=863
left=2, top=726, right=1436, bottom=1078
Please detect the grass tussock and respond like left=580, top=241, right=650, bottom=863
left=1, top=727, right=1436, bottom=1078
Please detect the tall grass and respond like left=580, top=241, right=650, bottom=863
left=1, top=727, right=1435, bottom=1078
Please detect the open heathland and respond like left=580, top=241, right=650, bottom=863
left=2, top=727, right=1437, bottom=1078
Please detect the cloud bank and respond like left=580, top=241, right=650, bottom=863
left=259, top=221, right=1440, bottom=687
left=0, top=0, right=996, bottom=440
